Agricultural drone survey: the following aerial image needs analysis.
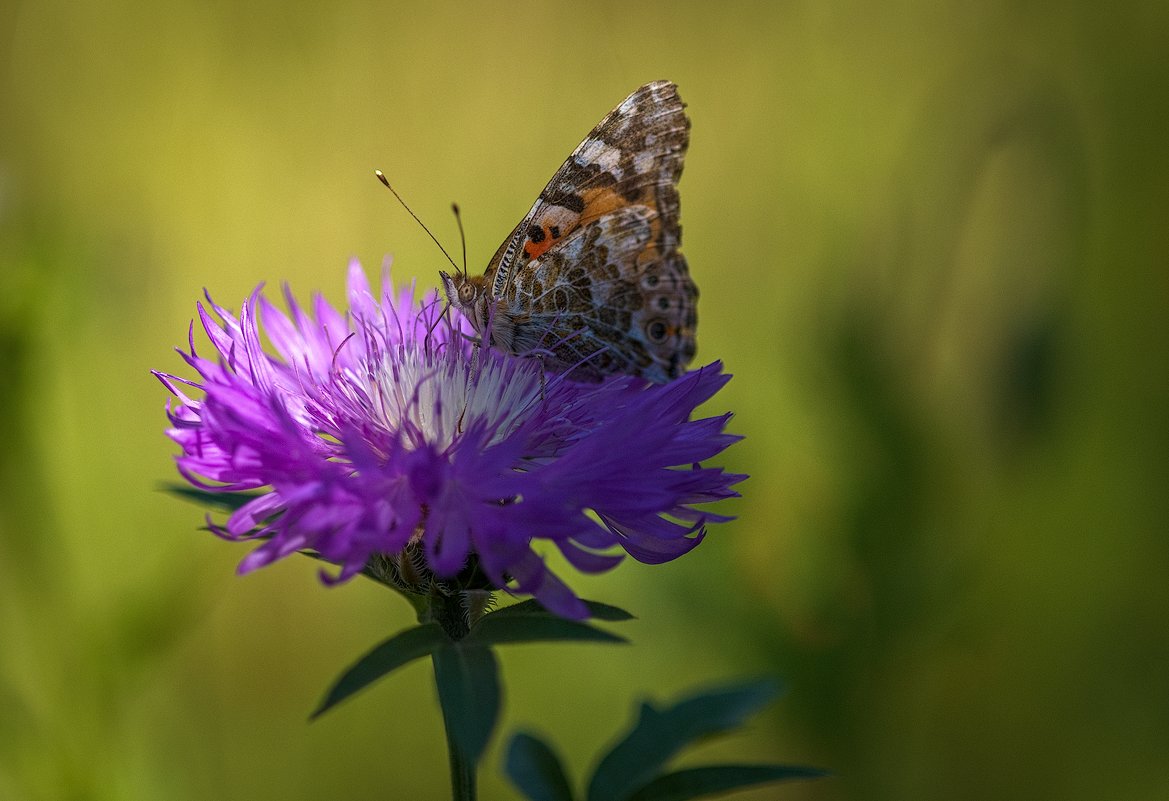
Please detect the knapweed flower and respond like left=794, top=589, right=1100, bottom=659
left=155, top=260, right=744, bottom=618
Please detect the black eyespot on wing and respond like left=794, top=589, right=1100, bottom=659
left=527, top=224, right=546, bottom=243
left=647, top=319, right=668, bottom=342
left=656, top=296, right=670, bottom=310
left=550, top=225, right=561, bottom=239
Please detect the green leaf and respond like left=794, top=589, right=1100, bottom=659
left=466, top=612, right=627, bottom=648
left=577, top=600, right=635, bottom=622
left=433, top=642, right=501, bottom=765
left=626, top=765, right=828, bottom=801
left=310, top=623, right=449, bottom=719
left=488, top=599, right=635, bottom=622
left=586, top=680, right=781, bottom=801
left=163, top=484, right=262, bottom=513
left=505, top=732, right=577, bottom=801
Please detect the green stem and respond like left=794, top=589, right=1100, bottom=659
left=441, top=692, right=477, bottom=801
left=430, top=590, right=477, bottom=800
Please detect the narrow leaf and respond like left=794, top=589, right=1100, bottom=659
left=467, top=613, right=627, bottom=647
left=587, top=680, right=780, bottom=801
left=505, top=732, right=577, bottom=801
left=579, top=600, right=635, bottom=621
left=311, top=623, right=448, bottom=719
left=488, top=599, right=635, bottom=622
left=627, top=765, right=828, bottom=801
left=163, top=484, right=261, bottom=512
left=433, top=642, right=501, bottom=765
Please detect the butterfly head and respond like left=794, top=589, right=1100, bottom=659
left=439, top=270, right=491, bottom=335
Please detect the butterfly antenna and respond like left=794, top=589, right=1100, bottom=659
left=451, top=202, right=468, bottom=279
left=375, top=170, right=459, bottom=272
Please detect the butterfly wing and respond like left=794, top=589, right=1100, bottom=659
left=499, top=205, right=696, bottom=382
left=485, top=81, right=691, bottom=301
left=484, top=80, right=695, bottom=381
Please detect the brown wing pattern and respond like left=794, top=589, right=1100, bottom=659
left=498, top=206, right=697, bottom=382
left=484, top=81, right=691, bottom=302
left=474, top=81, right=697, bottom=382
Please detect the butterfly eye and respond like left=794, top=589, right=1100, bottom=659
left=458, top=283, right=476, bottom=304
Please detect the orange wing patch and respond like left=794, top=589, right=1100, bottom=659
left=520, top=187, right=631, bottom=261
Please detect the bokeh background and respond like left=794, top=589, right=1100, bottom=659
left=2, top=1, right=1167, bottom=799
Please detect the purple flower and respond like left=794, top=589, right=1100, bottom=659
left=154, top=261, right=744, bottom=618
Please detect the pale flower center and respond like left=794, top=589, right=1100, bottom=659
left=365, top=344, right=543, bottom=451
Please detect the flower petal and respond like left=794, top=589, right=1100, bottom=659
left=158, top=263, right=744, bottom=615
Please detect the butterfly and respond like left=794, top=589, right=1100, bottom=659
left=440, top=80, right=696, bottom=383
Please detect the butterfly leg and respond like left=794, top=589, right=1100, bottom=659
left=455, top=404, right=467, bottom=434
left=536, top=354, right=548, bottom=403
left=454, top=342, right=485, bottom=435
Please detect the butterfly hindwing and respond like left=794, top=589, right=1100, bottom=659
left=501, top=205, right=697, bottom=382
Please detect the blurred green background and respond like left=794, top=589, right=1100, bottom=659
left=2, top=1, right=1167, bottom=799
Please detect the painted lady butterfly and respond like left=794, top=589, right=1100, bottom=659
left=441, top=80, right=696, bottom=383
